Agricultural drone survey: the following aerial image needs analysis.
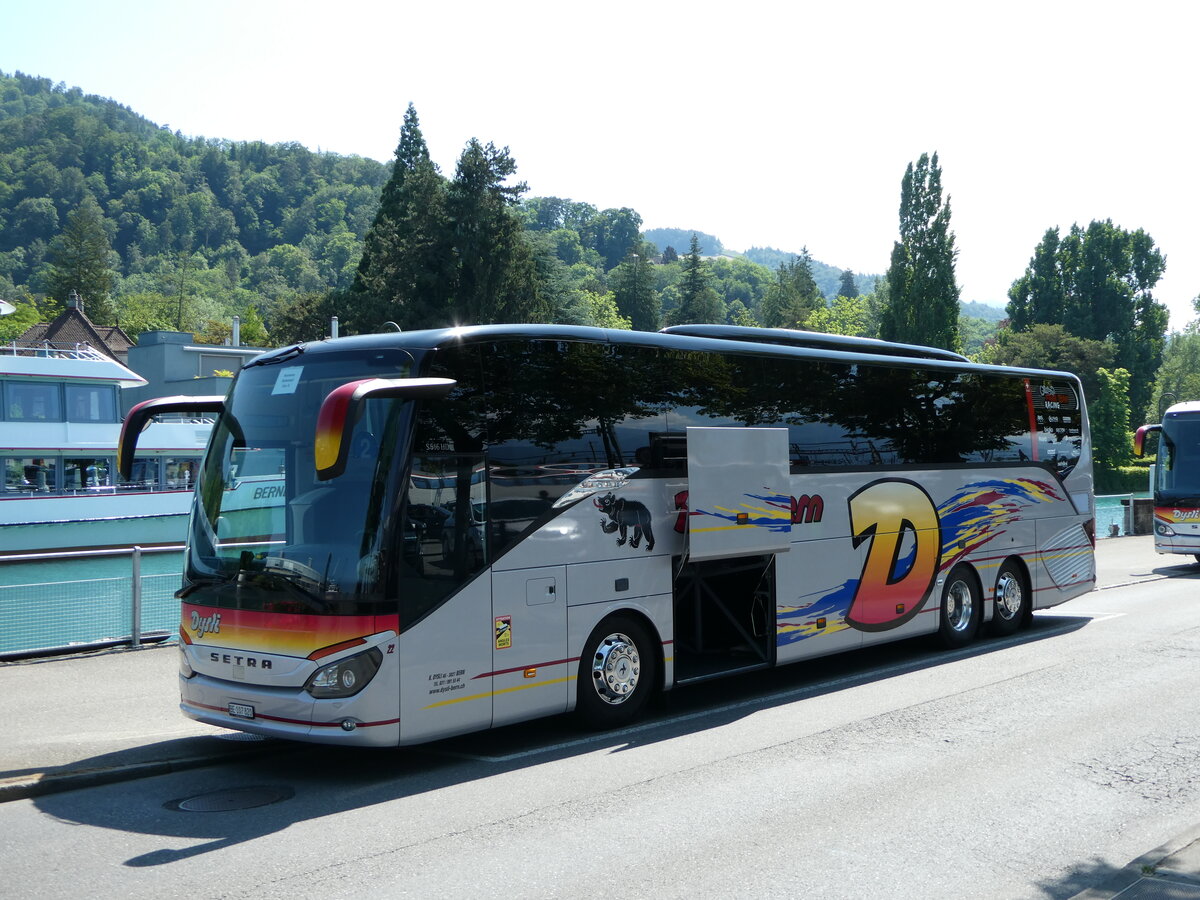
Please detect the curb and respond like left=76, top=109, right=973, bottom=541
left=0, top=742, right=279, bottom=804
left=1071, top=823, right=1200, bottom=899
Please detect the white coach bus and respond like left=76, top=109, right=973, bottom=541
left=120, top=324, right=1095, bottom=746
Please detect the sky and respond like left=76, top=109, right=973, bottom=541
left=3, top=0, right=1198, bottom=329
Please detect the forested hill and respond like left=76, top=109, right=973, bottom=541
left=0, top=70, right=958, bottom=347
left=0, top=70, right=388, bottom=323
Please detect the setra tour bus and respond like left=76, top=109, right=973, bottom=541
left=1134, top=400, right=1200, bottom=562
left=119, top=324, right=1096, bottom=747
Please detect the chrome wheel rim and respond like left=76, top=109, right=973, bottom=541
left=995, top=572, right=1022, bottom=621
left=590, top=632, right=641, bottom=705
left=945, top=579, right=974, bottom=632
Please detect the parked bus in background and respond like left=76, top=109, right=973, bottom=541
left=1135, top=400, right=1200, bottom=563
left=119, top=324, right=1096, bottom=747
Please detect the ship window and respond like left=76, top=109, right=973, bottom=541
left=5, top=457, right=58, bottom=493
left=62, top=457, right=113, bottom=491
left=118, top=457, right=160, bottom=491
left=164, top=457, right=198, bottom=489
left=65, top=385, right=117, bottom=423
left=5, top=382, right=62, bottom=421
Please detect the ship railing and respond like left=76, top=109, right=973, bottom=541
left=0, top=545, right=185, bottom=660
left=2, top=340, right=110, bottom=361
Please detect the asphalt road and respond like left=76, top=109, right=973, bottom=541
left=1, top=538, right=1198, bottom=898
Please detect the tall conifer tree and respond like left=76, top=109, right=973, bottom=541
left=669, top=234, right=723, bottom=325
left=759, top=249, right=822, bottom=329
left=880, top=152, right=960, bottom=350
left=352, top=104, right=452, bottom=330
left=44, top=197, right=116, bottom=324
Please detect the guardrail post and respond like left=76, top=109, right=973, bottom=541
left=131, top=546, right=142, bottom=649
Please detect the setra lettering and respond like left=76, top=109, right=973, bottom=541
left=209, top=652, right=273, bottom=669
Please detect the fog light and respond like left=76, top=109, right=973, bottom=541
left=341, top=719, right=357, bottom=732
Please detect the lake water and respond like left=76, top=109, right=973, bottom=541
left=0, top=548, right=185, bottom=656
left=1095, top=493, right=1150, bottom=539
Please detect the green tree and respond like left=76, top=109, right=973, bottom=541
left=759, top=249, right=823, bottom=329
left=1091, top=367, right=1133, bottom=471
left=581, top=289, right=632, bottom=329
left=612, top=248, right=660, bottom=331
left=1006, top=227, right=1064, bottom=331
left=447, top=138, right=548, bottom=325
left=880, top=152, right=960, bottom=350
left=807, top=293, right=878, bottom=337
left=351, top=104, right=453, bottom=330
left=669, top=234, right=724, bottom=325
left=0, top=295, right=43, bottom=339
left=984, top=323, right=1115, bottom=404
left=1145, top=330, right=1200, bottom=422
left=726, top=299, right=757, bottom=327
left=1005, top=219, right=1168, bottom=426
left=114, top=291, right=176, bottom=336
left=958, top=313, right=999, bottom=358
left=43, top=196, right=116, bottom=323
left=837, top=268, right=858, bottom=298
left=268, top=290, right=339, bottom=345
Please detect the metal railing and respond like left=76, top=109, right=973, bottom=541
left=1, top=339, right=109, bottom=360
left=0, top=545, right=185, bottom=660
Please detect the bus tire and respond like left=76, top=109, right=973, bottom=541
left=989, top=559, right=1029, bottom=637
left=576, top=615, right=657, bottom=729
left=938, top=565, right=982, bottom=649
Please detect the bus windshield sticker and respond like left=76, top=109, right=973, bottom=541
left=272, top=367, right=303, bottom=395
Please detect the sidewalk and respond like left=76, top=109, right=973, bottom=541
left=0, top=642, right=277, bottom=802
left=2, top=535, right=1198, bottom=898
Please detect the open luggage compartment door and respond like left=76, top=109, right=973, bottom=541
left=685, top=426, right=791, bottom=561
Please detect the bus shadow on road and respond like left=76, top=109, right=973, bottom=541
left=31, top=613, right=1092, bottom=870
left=1152, top=560, right=1200, bottom=579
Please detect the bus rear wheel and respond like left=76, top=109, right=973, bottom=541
left=938, top=565, right=982, bottom=649
left=989, top=561, right=1029, bottom=637
left=576, top=615, right=657, bottom=729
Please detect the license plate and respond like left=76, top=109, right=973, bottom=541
left=228, top=702, right=255, bottom=720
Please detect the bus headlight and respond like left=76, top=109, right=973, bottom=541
left=305, top=648, right=383, bottom=699
left=1157, top=523, right=1176, bottom=537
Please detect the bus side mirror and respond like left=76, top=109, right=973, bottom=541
left=1133, top=423, right=1160, bottom=459
left=315, top=377, right=456, bottom=481
left=119, top=395, right=226, bottom=479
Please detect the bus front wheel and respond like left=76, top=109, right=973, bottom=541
left=576, top=615, right=657, bottom=729
left=938, top=565, right=982, bottom=649
left=989, top=560, right=1029, bottom=637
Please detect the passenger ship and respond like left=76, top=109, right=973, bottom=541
left=1, top=340, right=210, bottom=557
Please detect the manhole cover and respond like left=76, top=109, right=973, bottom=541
left=173, top=785, right=293, bottom=812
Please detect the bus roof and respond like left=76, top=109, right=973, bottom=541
left=659, top=324, right=970, bottom=362
left=1163, top=401, right=1200, bottom=417
left=250, top=323, right=1080, bottom=385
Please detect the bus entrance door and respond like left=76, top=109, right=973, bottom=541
left=673, top=427, right=791, bottom=684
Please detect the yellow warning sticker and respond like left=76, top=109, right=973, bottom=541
left=495, top=615, right=512, bottom=650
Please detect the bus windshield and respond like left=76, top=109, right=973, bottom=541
left=187, top=348, right=414, bottom=614
left=1157, top=415, right=1200, bottom=497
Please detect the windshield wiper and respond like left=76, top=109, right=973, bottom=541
left=245, top=343, right=305, bottom=368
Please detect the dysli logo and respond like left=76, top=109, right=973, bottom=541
left=190, top=610, right=222, bottom=638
